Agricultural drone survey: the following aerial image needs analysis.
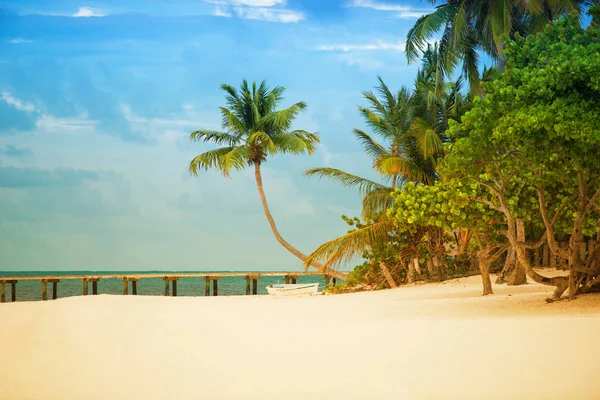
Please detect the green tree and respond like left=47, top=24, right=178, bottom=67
left=438, top=8, right=600, bottom=300
left=188, top=80, right=345, bottom=280
left=389, top=180, right=508, bottom=295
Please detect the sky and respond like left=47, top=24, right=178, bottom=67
left=0, top=0, right=434, bottom=272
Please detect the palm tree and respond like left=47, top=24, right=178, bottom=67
left=303, top=76, right=449, bottom=276
left=304, top=52, right=472, bottom=279
left=405, top=0, right=588, bottom=94
left=189, top=80, right=346, bottom=280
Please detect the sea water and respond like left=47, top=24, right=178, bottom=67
left=0, top=271, right=332, bottom=302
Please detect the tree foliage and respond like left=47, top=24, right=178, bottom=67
left=417, top=8, right=600, bottom=298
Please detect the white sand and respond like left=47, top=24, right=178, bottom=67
left=1, top=273, right=600, bottom=400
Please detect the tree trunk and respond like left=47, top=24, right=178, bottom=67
left=412, top=257, right=421, bottom=275
left=379, top=262, right=397, bottom=288
left=497, top=55, right=506, bottom=73
left=253, top=163, right=347, bottom=281
left=510, top=219, right=527, bottom=285
left=406, top=261, right=415, bottom=284
left=476, top=250, right=493, bottom=296
left=495, top=220, right=527, bottom=285
left=513, top=240, right=569, bottom=300
left=495, top=248, right=515, bottom=284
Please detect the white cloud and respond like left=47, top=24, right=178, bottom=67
left=35, top=114, right=98, bottom=132
left=228, top=0, right=284, bottom=5
left=1, top=92, right=36, bottom=112
left=232, top=6, right=303, bottom=22
left=348, top=0, right=430, bottom=18
left=205, top=0, right=302, bottom=22
left=396, top=11, right=427, bottom=18
left=73, top=7, right=106, bottom=17
left=213, top=6, right=232, bottom=17
left=9, top=38, right=32, bottom=44
left=205, top=0, right=284, bottom=6
left=316, top=41, right=405, bottom=52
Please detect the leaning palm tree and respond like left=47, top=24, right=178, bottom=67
left=189, top=80, right=346, bottom=280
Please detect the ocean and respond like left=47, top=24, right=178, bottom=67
left=0, top=271, right=333, bottom=302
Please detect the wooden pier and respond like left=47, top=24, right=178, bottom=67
left=0, top=272, right=340, bottom=302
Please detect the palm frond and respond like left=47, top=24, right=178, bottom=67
left=189, top=146, right=237, bottom=176
left=374, top=154, right=432, bottom=184
left=219, top=107, right=247, bottom=134
left=353, top=129, right=388, bottom=160
left=248, top=131, right=277, bottom=155
left=452, top=2, right=469, bottom=53
left=412, top=117, right=444, bottom=161
left=405, top=4, right=458, bottom=63
left=271, top=130, right=319, bottom=155
left=460, top=32, right=482, bottom=95
left=358, top=106, right=388, bottom=138
left=189, top=130, right=241, bottom=146
left=304, top=219, right=396, bottom=269
left=261, top=102, right=307, bottom=132
left=221, top=145, right=249, bottom=178
left=303, top=167, right=387, bottom=196
left=361, top=188, right=395, bottom=219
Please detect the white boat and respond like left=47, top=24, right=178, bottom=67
left=266, top=283, right=319, bottom=296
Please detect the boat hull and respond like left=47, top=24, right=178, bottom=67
left=266, top=283, right=319, bottom=296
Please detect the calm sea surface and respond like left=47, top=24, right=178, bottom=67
left=0, top=271, right=332, bottom=302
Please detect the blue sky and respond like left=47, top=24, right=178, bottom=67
left=0, top=0, right=434, bottom=271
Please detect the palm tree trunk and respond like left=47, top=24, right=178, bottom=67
left=253, top=163, right=347, bottom=281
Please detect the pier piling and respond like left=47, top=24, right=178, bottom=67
left=89, top=278, right=99, bottom=295
left=252, top=275, right=258, bottom=295
left=0, top=280, right=18, bottom=302
left=245, top=276, right=251, bottom=295
left=212, top=277, right=218, bottom=296
left=163, top=277, right=178, bottom=296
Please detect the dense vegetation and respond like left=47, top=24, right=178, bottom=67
left=306, top=6, right=600, bottom=299
left=190, top=4, right=600, bottom=300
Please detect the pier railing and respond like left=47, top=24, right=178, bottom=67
left=0, top=272, right=341, bottom=302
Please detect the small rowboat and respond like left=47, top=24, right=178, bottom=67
left=266, top=283, right=319, bottom=296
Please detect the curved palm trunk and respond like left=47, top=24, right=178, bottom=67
left=253, top=163, right=347, bottom=281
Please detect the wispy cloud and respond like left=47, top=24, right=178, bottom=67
left=232, top=7, right=303, bottom=22
left=1, top=92, right=36, bottom=112
left=35, top=114, right=98, bottom=132
left=206, top=0, right=302, bottom=22
left=9, top=38, right=32, bottom=44
left=73, top=7, right=106, bottom=18
left=316, top=41, right=405, bottom=52
left=348, top=0, right=430, bottom=19
left=224, top=0, right=284, bottom=5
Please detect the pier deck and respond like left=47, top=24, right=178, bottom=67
left=0, top=272, right=341, bottom=302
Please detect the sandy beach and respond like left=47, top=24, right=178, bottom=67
left=1, top=272, right=600, bottom=400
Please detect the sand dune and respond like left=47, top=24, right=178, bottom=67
left=1, top=273, right=599, bottom=400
